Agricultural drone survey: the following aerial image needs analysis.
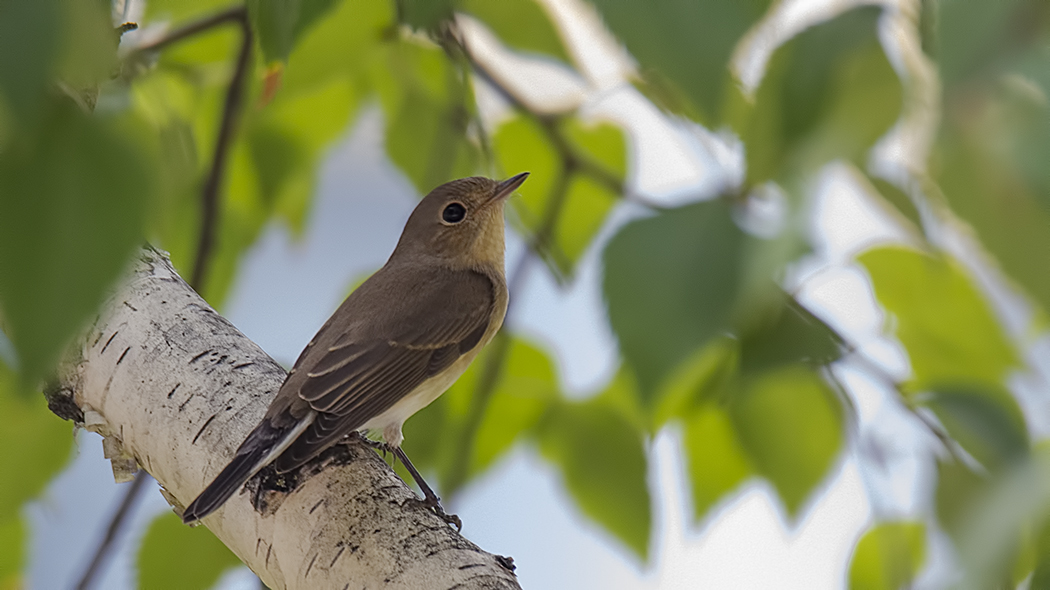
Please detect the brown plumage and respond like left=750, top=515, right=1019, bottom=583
left=182, top=173, right=528, bottom=524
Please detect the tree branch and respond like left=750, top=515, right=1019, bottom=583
left=192, top=9, right=252, bottom=292
left=61, top=249, right=520, bottom=590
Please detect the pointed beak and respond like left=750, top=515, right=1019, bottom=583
left=491, top=172, right=530, bottom=202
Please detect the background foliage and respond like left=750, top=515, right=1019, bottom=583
left=1, top=0, right=1049, bottom=587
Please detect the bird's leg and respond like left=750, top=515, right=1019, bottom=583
left=350, top=431, right=390, bottom=459
left=392, top=446, right=462, bottom=531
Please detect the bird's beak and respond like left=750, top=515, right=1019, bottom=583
left=491, top=172, right=530, bottom=203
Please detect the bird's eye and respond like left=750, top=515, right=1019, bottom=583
left=442, top=202, right=467, bottom=224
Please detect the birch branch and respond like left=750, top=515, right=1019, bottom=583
left=52, top=248, right=520, bottom=590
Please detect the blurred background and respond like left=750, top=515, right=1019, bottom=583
left=2, top=0, right=1050, bottom=588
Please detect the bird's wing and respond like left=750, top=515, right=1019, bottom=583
left=273, top=267, right=496, bottom=472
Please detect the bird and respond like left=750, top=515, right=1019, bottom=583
left=181, top=173, right=529, bottom=527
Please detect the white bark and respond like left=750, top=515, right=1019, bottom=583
left=55, top=248, right=520, bottom=590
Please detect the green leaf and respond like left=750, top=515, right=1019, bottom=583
left=683, top=403, right=753, bottom=521
left=602, top=200, right=749, bottom=401
left=653, top=338, right=737, bottom=428
left=924, top=387, right=1029, bottom=470
left=738, top=294, right=842, bottom=374
left=460, top=0, right=570, bottom=63
left=865, top=174, right=923, bottom=235
left=858, top=246, right=1019, bottom=393
left=589, top=0, right=774, bottom=123
left=0, top=365, right=74, bottom=523
left=376, top=41, right=479, bottom=195
left=934, top=0, right=1050, bottom=92
left=138, top=513, right=241, bottom=590
left=738, top=6, right=902, bottom=185
left=402, top=336, right=558, bottom=494
left=395, top=0, right=455, bottom=33
left=0, top=0, right=59, bottom=124
left=247, top=0, right=342, bottom=63
left=0, top=516, right=25, bottom=590
left=538, top=397, right=651, bottom=559
left=848, top=521, right=926, bottom=590
left=730, top=366, right=843, bottom=515
left=0, top=100, right=153, bottom=385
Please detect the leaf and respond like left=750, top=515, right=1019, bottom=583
left=402, top=336, right=558, bottom=494
left=602, top=200, right=749, bottom=401
left=589, top=0, right=774, bottom=123
left=858, top=246, right=1019, bottom=393
left=0, top=365, right=74, bottom=523
left=730, top=366, right=843, bottom=516
left=683, top=403, right=753, bottom=521
left=395, top=0, right=455, bottom=33
left=848, top=521, right=926, bottom=590
left=738, top=294, right=842, bottom=374
left=460, top=0, right=570, bottom=63
left=924, top=387, right=1029, bottom=470
left=376, top=41, right=479, bottom=195
left=737, top=6, right=902, bottom=185
left=0, top=516, right=24, bottom=590
left=138, top=513, right=241, bottom=590
left=538, top=397, right=651, bottom=559
left=864, top=174, right=923, bottom=235
left=653, top=338, right=737, bottom=428
left=247, top=0, right=342, bottom=63
left=0, top=0, right=59, bottom=124
left=0, top=100, right=153, bottom=385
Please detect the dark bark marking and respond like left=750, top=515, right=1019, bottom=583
left=458, top=564, right=485, bottom=571
left=167, top=383, right=181, bottom=399
left=123, top=301, right=138, bottom=312
left=233, top=362, right=254, bottom=370
left=101, top=331, right=118, bottom=354
left=189, top=350, right=212, bottom=364
left=304, top=553, right=318, bottom=578
left=192, top=413, right=219, bottom=444
left=309, top=499, right=325, bottom=514
left=266, top=544, right=273, bottom=567
left=329, top=545, right=346, bottom=568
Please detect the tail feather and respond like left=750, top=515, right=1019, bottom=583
left=181, top=413, right=315, bottom=523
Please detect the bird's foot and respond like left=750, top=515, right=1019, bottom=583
left=351, top=432, right=391, bottom=458
left=403, top=494, right=462, bottom=531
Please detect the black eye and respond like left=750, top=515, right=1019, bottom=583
left=442, top=202, right=466, bottom=224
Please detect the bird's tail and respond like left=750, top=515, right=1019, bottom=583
left=181, top=413, right=315, bottom=523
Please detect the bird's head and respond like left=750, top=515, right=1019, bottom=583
left=392, top=173, right=529, bottom=270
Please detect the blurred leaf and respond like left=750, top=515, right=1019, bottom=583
left=495, top=116, right=558, bottom=230
left=138, top=513, right=240, bottom=590
left=0, top=517, right=24, bottom=590
left=738, top=6, right=901, bottom=185
left=396, top=0, right=454, bottom=33
left=280, top=0, right=391, bottom=94
left=653, top=338, right=737, bottom=428
left=684, top=402, right=753, bottom=521
left=56, top=0, right=117, bottom=96
left=538, top=397, right=651, bottom=559
left=865, top=174, right=923, bottom=235
left=848, top=521, right=926, bottom=590
left=0, top=0, right=59, bottom=123
left=858, top=246, right=1019, bottom=392
left=603, top=200, right=749, bottom=401
left=934, top=0, right=1050, bottom=92
left=0, top=100, right=153, bottom=385
left=738, top=294, right=842, bottom=374
left=146, top=0, right=232, bottom=22
left=247, top=0, right=342, bottom=63
left=589, top=0, right=774, bottom=123
left=460, top=0, right=570, bottom=63
left=730, top=366, right=843, bottom=515
left=403, top=337, right=558, bottom=494
left=0, top=365, right=73, bottom=523
left=377, top=41, right=479, bottom=195
left=925, top=387, right=1028, bottom=470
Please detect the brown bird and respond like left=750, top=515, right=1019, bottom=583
left=182, top=173, right=529, bottom=526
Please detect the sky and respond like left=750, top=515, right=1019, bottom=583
left=23, top=0, right=962, bottom=588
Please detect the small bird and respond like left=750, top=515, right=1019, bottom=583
left=182, top=173, right=529, bottom=526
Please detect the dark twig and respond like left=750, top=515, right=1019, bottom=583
left=191, top=10, right=252, bottom=292
left=134, top=5, right=247, bottom=54
left=76, top=8, right=253, bottom=590
left=74, top=471, right=149, bottom=590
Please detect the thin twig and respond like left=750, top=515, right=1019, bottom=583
left=191, top=10, right=252, bottom=292
left=133, top=5, right=247, bottom=54
left=76, top=8, right=253, bottom=589
left=74, top=471, right=149, bottom=590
